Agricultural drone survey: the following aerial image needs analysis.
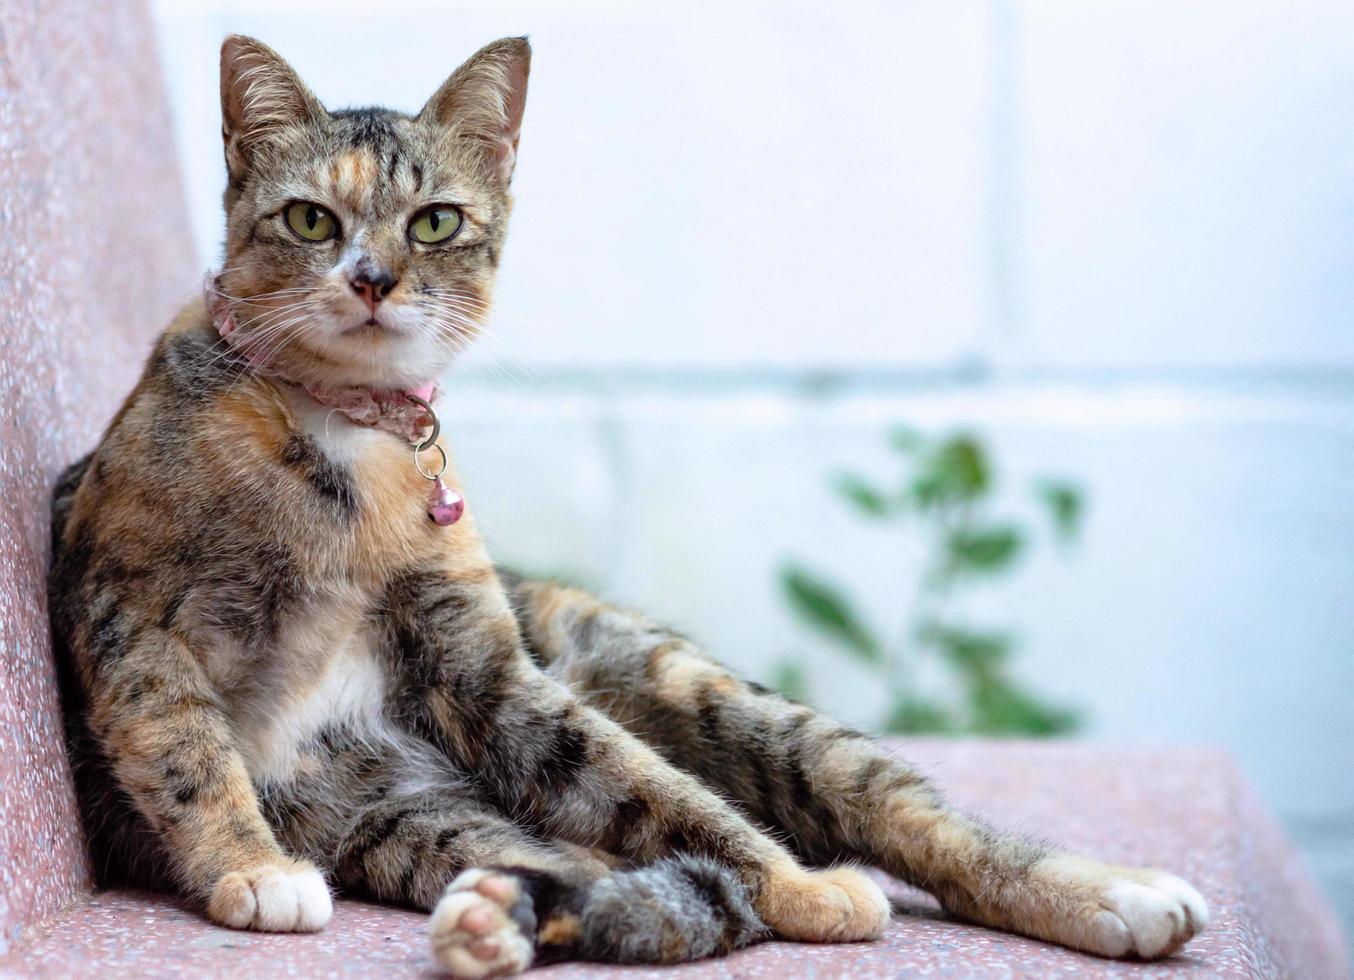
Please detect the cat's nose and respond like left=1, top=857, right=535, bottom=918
left=350, top=267, right=398, bottom=312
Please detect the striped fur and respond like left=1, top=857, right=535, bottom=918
left=47, top=33, right=1206, bottom=978
left=506, top=576, right=1211, bottom=961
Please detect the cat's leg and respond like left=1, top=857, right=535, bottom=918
left=381, top=566, right=891, bottom=947
left=78, top=625, right=332, bottom=931
left=429, top=857, right=763, bottom=977
left=317, top=781, right=763, bottom=977
left=507, top=576, right=1210, bottom=960
left=337, top=789, right=594, bottom=977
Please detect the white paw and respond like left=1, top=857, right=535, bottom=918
left=208, top=860, right=333, bottom=932
left=429, top=869, right=535, bottom=978
left=1033, top=855, right=1209, bottom=959
left=1093, top=873, right=1210, bottom=959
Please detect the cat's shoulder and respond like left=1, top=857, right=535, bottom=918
left=145, top=298, right=248, bottom=402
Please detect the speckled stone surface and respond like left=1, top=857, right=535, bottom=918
left=0, top=6, right=1346, bottom=978
left=1, top=742, right=1346, bottom=978
left=0, top=0, right=197, bottom=955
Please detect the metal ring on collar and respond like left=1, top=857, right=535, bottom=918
left=404, top=392, right=441, bottom=452
left=413, top=442, right=448, bottom=481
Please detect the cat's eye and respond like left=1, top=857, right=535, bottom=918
left=409, top=205, right=462, bottom=244
left=285, top=202, right=338, bottom=242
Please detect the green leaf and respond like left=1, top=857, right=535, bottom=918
left=779, top=566, right=881, bottom=662
left=769, top=660, right=810, bottom=703
left=889, top=425, right=924, bottom=454
left=1034, top=479, right=1084, bottom=544
left=883, top=696, right=954, bottom=734
left=925, top=626, right=1011, bottom=669
left=969, top=679, right=1079, bottom=736
left=911, top=434, right=989, bottom=508
left=834, top=472, right=892, bottom=518
left=946, top=525, right=1023, bottom=572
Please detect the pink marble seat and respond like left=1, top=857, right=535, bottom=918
left=0, top=2, right=1346, bottom=978
left=2, top=743, right=1349, bottom=978
left=0, top=0, right=198, bottom=955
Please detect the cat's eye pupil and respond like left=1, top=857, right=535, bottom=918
left=428, top=210, right=440, bottom=232
left=306, top=206, right=319, bottom=230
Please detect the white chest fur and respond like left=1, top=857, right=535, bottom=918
left=236, top=624, right=389, bottom=786
left=228, top=392, right=427, bottom=786
left=291, top=394, right=391, bottom=464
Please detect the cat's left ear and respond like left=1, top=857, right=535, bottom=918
left=419, top=37, right=531, bottom=186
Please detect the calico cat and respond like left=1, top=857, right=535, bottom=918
left=47, top=34, right=1208, bottom=978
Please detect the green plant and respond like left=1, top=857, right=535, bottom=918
left=776, top=428, right=1084, bottom=736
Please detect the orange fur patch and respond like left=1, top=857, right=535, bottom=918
left=332, top=149, right=377, bottom=210
left=537, top=914, right=582, bottom=946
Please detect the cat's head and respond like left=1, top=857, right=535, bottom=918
left=213, top=34, right=529, bottom=390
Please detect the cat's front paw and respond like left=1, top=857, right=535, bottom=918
left=1031, top=855, right=1208, bottom=959
left=429, top=868, right=536, bottom=978
left=207, top=858, right=333, bottom=932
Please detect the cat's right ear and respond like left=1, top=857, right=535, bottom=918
left=220, top=35, right=325, bottom=180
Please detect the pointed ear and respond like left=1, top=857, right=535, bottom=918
left=418, top=37, right=531, bottom=186
left=220, top=34, right=325, bottom=179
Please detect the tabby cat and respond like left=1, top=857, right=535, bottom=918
left=47, top=35, right=1208, bottom=977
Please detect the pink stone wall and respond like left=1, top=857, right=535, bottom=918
left=0, top=0, right=197, bottom=952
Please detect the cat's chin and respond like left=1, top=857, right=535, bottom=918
left=279, top=343, right=451, bottom=393
left=304, top=330, right=454, bottom=389
left=316, top=360, right=449, bottom=392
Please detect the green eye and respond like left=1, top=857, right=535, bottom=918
left=285, top=202, right=338, bottom=242
left=409, top=205, right=462, bottom=244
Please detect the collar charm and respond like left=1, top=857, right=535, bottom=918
left=406, top=393, right=466, bottom=526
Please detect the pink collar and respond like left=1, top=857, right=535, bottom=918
left=204, top=272, right=439, bottom=446
left=203, top=272, right=465, bottom=526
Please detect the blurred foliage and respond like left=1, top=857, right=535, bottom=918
left=775, top=428, right=1084, bottom=736
left=780, top=568, right=881, bottom=663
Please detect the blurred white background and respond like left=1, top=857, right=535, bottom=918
left=151, top=0, right=1354, bottom=934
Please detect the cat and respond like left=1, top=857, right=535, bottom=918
left=47, top=34, right=1208, bottom=978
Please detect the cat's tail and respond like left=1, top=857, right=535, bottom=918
left=573, top=854, right=767, bottom=963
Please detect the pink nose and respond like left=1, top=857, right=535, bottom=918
left=350, top=269, right=398, bottom=312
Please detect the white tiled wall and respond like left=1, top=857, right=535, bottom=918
left=153, top=0, right=996, bottom=369
left=1010, top=0, right=1354, bottom=371
left=150, top=0, right=1354, bottom=933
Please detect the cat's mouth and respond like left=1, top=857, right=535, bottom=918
left=343, top=316, right=395, bottom=337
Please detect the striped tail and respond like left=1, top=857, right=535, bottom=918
left=574, top=854, right=767, bottom=963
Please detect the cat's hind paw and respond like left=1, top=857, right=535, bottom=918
left=429, top=869, right=536, bottom=978
left=207, top=859, right=332, bottom=932
left=757, top=864, right=890, bottom=943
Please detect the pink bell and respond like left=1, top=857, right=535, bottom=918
left=427, top=476, right=465, bottom=526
